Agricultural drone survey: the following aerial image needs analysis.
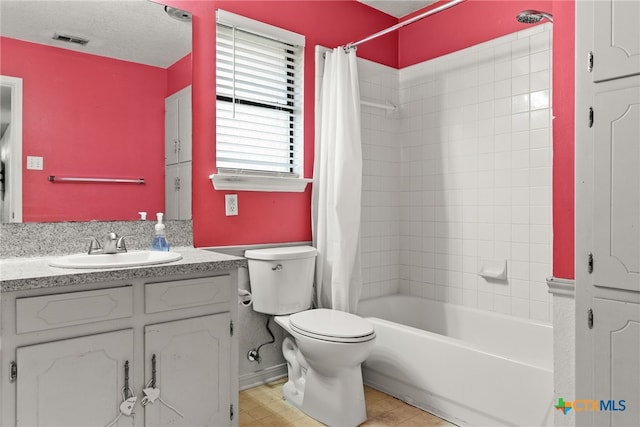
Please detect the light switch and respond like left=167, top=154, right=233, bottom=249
left=26, top=156, right=44, bottom=170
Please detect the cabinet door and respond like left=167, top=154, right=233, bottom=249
left=165, top=163, right=180, bottom=220
left=177, top=87, right=192, bottom=162
left=165, top=163, right=191, bottom=220
left=178, top=161, right=192, bottom=220
left=144, top=313, right=231, bottom=427
left=593, top=86, right=640, bottom=292
left=165, top=87, right=192, bottom=165
left=16, top=329, right=134, bottom=427
left=165, top=96, right=180, bottom=165
left=593, top=0, right=640, bottom=82
left=591, top=298, right=640, bottom=427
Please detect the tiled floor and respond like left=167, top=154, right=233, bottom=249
left=239, top=378, right=457, bottom=427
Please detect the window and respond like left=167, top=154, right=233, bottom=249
left=213, top=11, right=308, bottom=191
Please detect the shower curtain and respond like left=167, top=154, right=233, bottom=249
left=312, top=47, right=362, bottom=313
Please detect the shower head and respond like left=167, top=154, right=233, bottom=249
left=516, top=10, right=553, bottom=24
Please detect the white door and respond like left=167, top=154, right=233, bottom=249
left=0, top=75, right=23, bottom=222
left=591, top=298, right=640, bottom=427
left=593, top=0, right=640, bottom=82
left=16, top=329, right=134, bottom=427
left=576, top=2, right=640, bottom=426
left=592, top=86, right=640, bottom=293
left=144, top=313, right=231, bottom=426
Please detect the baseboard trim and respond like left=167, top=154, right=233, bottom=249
left=546, top=276, right=575, bottom=298
left=239, top=363, right=288, bottom=391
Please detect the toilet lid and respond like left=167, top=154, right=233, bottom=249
left=289, top=309, right=375, bottom=343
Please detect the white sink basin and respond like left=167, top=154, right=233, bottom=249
left=50, top=250, right=183, bottom=269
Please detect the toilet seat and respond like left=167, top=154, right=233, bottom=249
left=289, top=309, right=375, bottom=343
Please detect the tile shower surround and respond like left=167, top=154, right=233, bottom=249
left=360, top=24, right=552, bottom=322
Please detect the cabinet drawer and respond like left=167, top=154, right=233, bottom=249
left=16, top=286, right=133, bottom=334
left=145, top=275, right=231, bottom=314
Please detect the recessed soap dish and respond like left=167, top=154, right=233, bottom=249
left=479, top=259, right=507, bottom=280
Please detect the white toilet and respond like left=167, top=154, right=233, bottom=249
left=245, top=245, right=376, bottom=427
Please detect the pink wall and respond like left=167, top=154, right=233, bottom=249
left=4, top=0, right=575, bottom=278
left=397, top=0, right=575, bottom=279
left=549, top=0, right=575, bottom=280
left=160, top=0, right=397, bottom=248
left=1, top=37, right=166, bottom=222
left=167, top=53, right=192, bottom=96
left=163, top=0, right=574, bottom=278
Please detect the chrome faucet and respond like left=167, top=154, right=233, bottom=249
left=88, top=232, right=129, bottom=255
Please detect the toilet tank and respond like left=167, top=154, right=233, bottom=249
left=244, top=246, right=317, bottom=315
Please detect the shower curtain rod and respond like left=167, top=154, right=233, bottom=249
left=344, top=0, right=466, bottom=50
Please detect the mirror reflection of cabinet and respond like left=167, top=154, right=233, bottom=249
left=165, top=86, right=192, bottom=220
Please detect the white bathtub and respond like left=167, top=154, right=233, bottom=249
left=357, top=294, right=554, bottom=427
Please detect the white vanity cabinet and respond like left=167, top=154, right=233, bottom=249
left=0, top=270, right=239, bottom=427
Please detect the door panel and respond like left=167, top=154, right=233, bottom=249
left=594, top=0, right=640, bottom=82
left=144, top=313, right=231, bottom=426
left=592, top=298, right=640, bottom=427
left=16, top=329, right=133, bottom=427
left=593, top=86, right=640, bottom=292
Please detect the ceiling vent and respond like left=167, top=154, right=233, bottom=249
left=52, top=33, right=89, bottom=46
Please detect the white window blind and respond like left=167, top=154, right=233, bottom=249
left=216, top=20, right=304, bottom=177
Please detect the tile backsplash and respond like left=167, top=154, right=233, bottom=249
left=0, top=220, right=193, bottom=258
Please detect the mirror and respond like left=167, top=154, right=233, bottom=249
left=0, top=0, right=191, bottom=222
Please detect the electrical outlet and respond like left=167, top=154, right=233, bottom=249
left=225, top=194, right=238, bottom=216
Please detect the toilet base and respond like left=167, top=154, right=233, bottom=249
left=282, top=379, right=304, bottom=409
left=276, top=315, right=372, bottom=426
left=282, top=364, right=367, bottom=427
left=301, top=367, right=367, bottom=427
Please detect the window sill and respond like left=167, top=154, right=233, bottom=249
left=209, top=173, right=312, bottom=192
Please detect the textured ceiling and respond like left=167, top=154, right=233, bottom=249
left=358, top=0, right=437, bottom=18
left=0, top=0, right=191, bottom=68
left=0, top=0, right=437, bottom=70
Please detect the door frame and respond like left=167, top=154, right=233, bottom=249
left=0, top=75, right=23, bottom=222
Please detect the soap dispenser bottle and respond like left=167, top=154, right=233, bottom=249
left=151, top=212, right=170, bottom=251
